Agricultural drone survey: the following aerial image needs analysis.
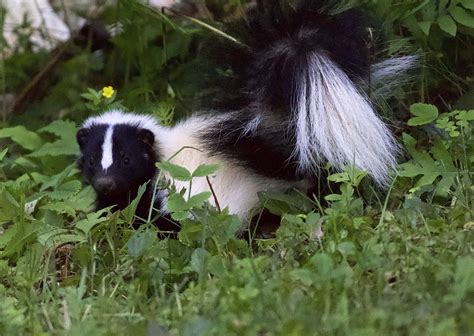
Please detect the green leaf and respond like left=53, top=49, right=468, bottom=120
left=0, top=126, right=43, bottom=151
left=399, top=134, right=458, bottom=196
left=190, top=248, right=209, bottom=274
left=178, top=219, right=204, bottom=245
left=398, top=163, right=422, bottom=178
left=2, top=223, right=40, bottom=257
left=40, top=164, right=77, bottom=191
left=122, top=183, right=148, bottom=223
left=0, top=148, right=7, bottom=161
left=30, top=121, right=79, bottom=157
left=461, top=0, right=474, bottom=10
left=37, top=226, right=85, bottom=247
left=438, top=15, right=457, bottom=36
left=171, top=210, right=189, bottom=221
left=75, top=211, right=109, bottom=234
left=418, top=21, right=432, bottom=35
left=0, top=225, right=17, bottom=248
left=167, top=193, right=188, bottom=213
left=449, top=6, right=474, bottom=28
left=127, top=229, right=156, bottom=257
left=40, top=202, right=76, bottom=216
left=192, top=164, right=219, bottom=177
left=48, top=180, right=82, bottom=200
left=29, top=140, right=79, bottom=157
left=408, top=103, right=439, bottom=126
left=456, top=110, right=474, bottom=121
left=187, top=192, right=211, bottom=208
left=39, top=120, right=77, bottom=139
left=80, top=92, right=97, bottom=101
left=290, top=269, right=315, bottom=286
left=337, top=242, right=356, bottom=256
left=157, top=161, right=192, bottom=181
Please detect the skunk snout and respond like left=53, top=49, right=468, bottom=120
left=94, top=176, right=117, bottom=195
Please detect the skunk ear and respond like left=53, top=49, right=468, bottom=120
left=137, top=129, right=155, bottom=148
left=76, top=128, right=90, bottom=150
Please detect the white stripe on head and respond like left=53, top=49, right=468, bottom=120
left=82, top=110, right=167, bottom=153
left=101, top=126, right=114, bottom=170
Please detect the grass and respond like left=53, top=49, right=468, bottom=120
left=0, top=144, right=472, bottom=334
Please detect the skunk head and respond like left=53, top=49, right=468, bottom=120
left=77, top=111, right=161, bottom=209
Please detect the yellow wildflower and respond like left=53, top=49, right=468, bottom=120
left=102, top=86, right=115, bottom=99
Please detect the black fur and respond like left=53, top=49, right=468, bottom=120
left=201, top=0, right=372, bottom=112
left=200, top=112, right=302, bottom=181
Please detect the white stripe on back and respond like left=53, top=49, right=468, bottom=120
left=101, top=126, right=114, bottom=170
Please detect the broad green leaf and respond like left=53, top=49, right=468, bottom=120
left=171, top=210, right=189, bottom=221
left=157, top=161, right=192, bottom=181
left=29, top=137, right=79, bottom=157
left=2, top=223, right=40, bottom=256
left=29, top=120, right=80, bottom=157
left=438, top=15, right=457, bottom=36
left=127, top=229, right=156, bottom=257
left=408, top=103, right=439, bottom=126
left=418, top=21, right=432, bottom=35
left=67, top=186, right=95, bottom=213
left=48, top=180, right=82, bottom=200
left=40, top=202, right=76, bottom=216
left=178, top=219, right=204, bottom=245
left=0, top=189, right=21, bottom=221
left=461, top=0, right=474, bottom=10
left=190, top=248, right=209, bottom=274
left=187, top=192, right=211, bottom=208
left=431, top=140, right=456, bottom=171
left=337, top=242, right=356, bottom=256
left=398, top=163, right=422, bottom=178
left=167, top=193, right=187, bottom=212
left=192, top=164, right=219, bottom=177
left=75, top=211, right=109, bottom=234
left=328, top=172, right=350, bottom=183
left=290, top=269, right=315, bottom=286
left=30, top=120, right=79, bottom=157
left=0, top=224, right=17, bottom=248
left=37, top=226, right=84, bottom=247
left=39, top=120, right=77, bottom=140
left=399, top=134, right=458, bottom=196
left=449, top=6, right=474, bottom=28
left=325, top=194, right=343, bottom=202
left=40, top=164, right=77, bottom=191
left=0, top=126, right=43, bottom=151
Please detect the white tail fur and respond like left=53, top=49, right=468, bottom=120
left=293, top=53, right=398, bottom=185
left=370, top=55, right=419, bottom=98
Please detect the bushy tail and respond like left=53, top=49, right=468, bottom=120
left=293, top=52, right=398, bottom=185
left=215, top=1, right=415, bottom=184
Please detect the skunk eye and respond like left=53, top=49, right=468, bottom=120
left=88, top=157, right=95, bottom=167
left=123, top=158, right=130, bottom=165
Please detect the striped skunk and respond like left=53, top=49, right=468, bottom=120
left=77, top=1, right=415, bottom=227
